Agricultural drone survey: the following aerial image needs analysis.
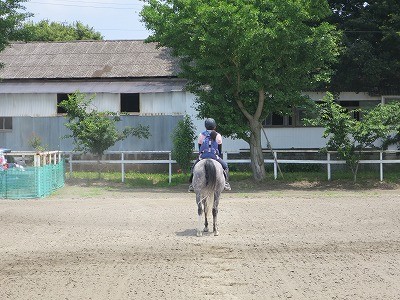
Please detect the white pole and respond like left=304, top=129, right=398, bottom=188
left=69, top=152, right=73, bottom=175
left=380, top=151, right=383, bottom=182
left=223, top=151, right=227, bottom=161
left=327, top=152, right=331, bottom=181
left=168, top=152, right=172, bottom=184
left=273, top=151, right=278, bottom=180
left=121, top=152, right=125, bottom=183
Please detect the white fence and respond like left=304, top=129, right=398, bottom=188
left=4, top=151, right=63, bottom=167
left=64, top=150, right=400, bottom=183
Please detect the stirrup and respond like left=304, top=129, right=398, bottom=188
left=188, top=184, right=194, bottom=192
left=224, top=182, right=231, bottom=191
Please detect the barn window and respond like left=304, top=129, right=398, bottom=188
left=120, top=93, right=140, bottom=113
left=57, top=94, right=69, bottom=114
left=0, top=117, right=12, bottom=130
left=263, top=113, right=293, bottom=127
left=340, top=101, right=361, bottom=121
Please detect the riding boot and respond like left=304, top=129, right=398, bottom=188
left=223, top=169, right=229, bottom=181
left=223, top=169, right=231, bottom=191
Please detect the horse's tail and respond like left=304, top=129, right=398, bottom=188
left=204, top=159, right=217, bottom=191
left=203, top=159, right=217, bottom=216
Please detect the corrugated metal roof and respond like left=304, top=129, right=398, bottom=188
left=0, top=80, right=186, bottom=94
left=0, top=40, right=180, bottom=79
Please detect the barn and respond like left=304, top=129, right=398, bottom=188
left=0, top=40, right=398, bottom=152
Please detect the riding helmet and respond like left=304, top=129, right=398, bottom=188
left=205, top=118, right=217, bottom=130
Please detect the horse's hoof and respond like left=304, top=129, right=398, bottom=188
left=214, top=231, right=219, bottom=236
left=203, top=227, right=209, bottom=232
left=196, top=230, right=202, bottom=237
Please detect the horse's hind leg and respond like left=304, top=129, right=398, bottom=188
left=196, top=193, right=203, bottom=237
left=203, top=199, right=209, bottom=233
left=213, top=192, right=221, bottom=236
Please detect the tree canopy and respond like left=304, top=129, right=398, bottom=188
left=0, top=0, right=30, bottom=52
left=327, top=0, right=400, bottom=93
left=141, top=0, right=339, bottom=180
left=10, top=20, right=103, bottom=42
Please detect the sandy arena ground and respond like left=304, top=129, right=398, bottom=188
left=1, top=182, right=400, bottom=300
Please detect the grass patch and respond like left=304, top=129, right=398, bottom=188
left=65, top=169, right=399, bottom=189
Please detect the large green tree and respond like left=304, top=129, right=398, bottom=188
left=327, top=0, right=400, bottom=93
left=10, top=20, right=103, bottom=41
left=141, top=0, right=339, bottom=181
left=0, top=0, right=30, bottom=52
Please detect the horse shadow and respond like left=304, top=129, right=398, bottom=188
left=175, top=229, right=197, bottom=237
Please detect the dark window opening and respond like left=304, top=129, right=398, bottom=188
left=0, top=117, right=12, bottom=130
left=340, top=101, right=361, bottom=121
left=340, top=101, right=359, bottom=107
left=57, top=94, right=69, bottom=114
left=121, top=93, right=140, bottom=113
left=263, top=113, right=292, bottom=127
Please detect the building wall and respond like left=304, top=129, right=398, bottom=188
left=0, top=115, right=182, bottom=151
left=0, top=91, right=189, bottom=117
left=0, top=88, right=397, bottom=152
left=0, top=93, right=55, bottom=116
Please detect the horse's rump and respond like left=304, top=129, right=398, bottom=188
left=192, top=159, right=224, bottom=194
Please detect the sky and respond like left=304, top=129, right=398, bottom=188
left=22, top=0, right=152, bottom=40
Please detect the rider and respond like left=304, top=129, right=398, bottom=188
left=188, top=118, right=231, bottom=192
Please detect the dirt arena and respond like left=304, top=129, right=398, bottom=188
left=1, top=182, right=400, bottom=300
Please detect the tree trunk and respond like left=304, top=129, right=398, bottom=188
left=97, top=154, right=102, bottom=179
left=234, top=88, right=266, bottom=181
left=249, top=121, right=266, bottom=181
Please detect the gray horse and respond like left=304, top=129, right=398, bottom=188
left=192, top=159, right=225, bottom=237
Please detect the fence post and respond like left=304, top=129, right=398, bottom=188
left=121, top=152, right=125, bottom=183
left=273, top=151, right=278, bottom=180
left=223, top=151, right=227, bottom=161
left=327, top=152, right=331, bottom=181
left=34, top=154, right=39, bottom=167
left=168, top=152, right=172, bottom=184
left=380, top=151, right=383, bottom=181
left=69, top=152, right=73, bottom=175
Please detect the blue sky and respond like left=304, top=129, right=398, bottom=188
left=23, top=0, right=151, bottom=40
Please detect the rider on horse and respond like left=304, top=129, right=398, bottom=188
left=188, top=118, right=231, bottom=192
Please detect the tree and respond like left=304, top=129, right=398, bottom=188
left=141, top=0, right=339, bottom=181
left=326, top=0, right=400, bottom=93
left=59, top=92, right=150, bottom=176
left=306, top=93, right=400, bottom=182
left=0, top=0, right=30, bottom=52
left=171, top=115, right=197, bottom=174
left=10, top=20, right=103, bottom=41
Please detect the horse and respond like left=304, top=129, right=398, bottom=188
left=192, top=158, right=225, bottom=237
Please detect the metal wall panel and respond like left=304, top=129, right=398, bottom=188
left=0, top=115, right=183, bottom=151
left=140, top=92, right=186, bottom=115
left=0, top=94, right=55, bottom=116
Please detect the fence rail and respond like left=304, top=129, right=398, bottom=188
left=63, top=150, right=400, bottom=183
left=4, top=151, right=63, bottom=167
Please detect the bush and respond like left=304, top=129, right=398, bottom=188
left=171, top=115, right=196, bottom=174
